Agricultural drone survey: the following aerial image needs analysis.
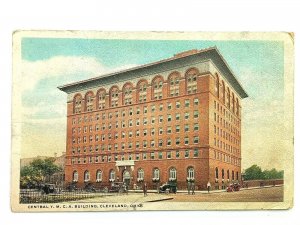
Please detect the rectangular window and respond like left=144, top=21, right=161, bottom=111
left=167, top=114, right=172, bottom=122
left=159, top=128, right=163, bottom=135
left=194, top=149, right=199, bottom=157
left=194, top=123, right=199, bottom=131
left=167, top=151, right=171, bottom=159
left=184, top=137, right=189, bottom=145
left=167, top=126, right=172, bottom=134
left=151, top=105, right=155, bottom=112
left=185, top=150, right=189, bottom=158
left=136, top=130, right=140, bottom=137
left=143, top=118, right=147, bottom=125
left=167, top=139, right=171, bottom=146
left=143, top=140, right=147, bottom=148
left=176, top=137, right=180, bottom=145
left=176, top=113, right=180, bottom=120
left=185, top=112, right=189, bottom=120
left=194, top=136, right=199, bottom=144
left=184, top=124, right=189, bottom=132
left=159, top=139, right=163, bottom=147
left=129, top=120, right=133, bottom=127
left=176, top=101, right=180, bottom=109
left=143, top=153, right=147, bottom=160
left=176, top=125, right=180, bottom=133
left=159, top=115, right=163, bottom=123
left=194, top=98, right=199, bottom=105
left=143, top=129, right=147, bottom=136
left=194, top=110, right=199, bottom=119
left=151, top=128, right=155, bottom=135
left=185, top=99, right=190, bottom=107
left=176, top=150, right=180, bottom=158
left=136, top=141, right=140, bottom=148
left=151, top=140, right=155, bottom=147
left=168, top=103, right=172, bottom=110
left=159, top=104, right=163, bottom=111
left=144, top=106, right=148, bottom=114
left=158, top=152, right=163, bottom=159
left=136, top=153, right=140, bottom=160
left=150, top=152, right=155, bottom=160
left=151, top=117, right=155, bottom=124
left=136, top=119, right=140, bottom=126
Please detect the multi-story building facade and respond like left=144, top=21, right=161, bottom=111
left=58, top=47, right=248, bottom=190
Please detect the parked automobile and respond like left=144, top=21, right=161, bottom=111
left=66, top=183, right=78, bottom=192
left=109, top=182, right=127, bottom=193
left=84, top=183, right=96, bottom=192
left=226, top=183, right=241, bottom=192
left=159, top=183, right=177, bottom=194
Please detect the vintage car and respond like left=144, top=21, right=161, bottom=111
left=159, top=183, right=177, bottom=194
left=109, top=182, right=127, bottom=193
left=226, top=183, right=241, bottom=192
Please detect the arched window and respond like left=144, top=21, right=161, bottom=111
left=232, top=171, right=234, bottom=180
left=73, top=171, right=78, bottom=182
left=169, top=167, right=177, bottom=181
left=215, top=167, right=219, bottom=179
left=227, top=87, right=230, bottom=108
left=137, top=80, right=148, bottom=103
left=97, top=89, right=106, bottom=110
left=85, top=91, right=94, bottom=112
left=137, top=168, right=144, bottom=181
left=84, top=170, right=90, bottom=182
left=109, top=170, right=115, bottom=182
left=236, top=171, right=239, bottom=181
left=153, top=168, right=160, bottom=181
left=236, top=98, right=240, bottom=116
left=222, top=81, right=225, bottom=103
left=232, top=93, right=235, bottom=113
left=187, top=167, right=195, bottom=180
left=215, top=74, right=220, bottom=97
left=73, top=94, right=82, bottom=114
left=227, top=170, right=230, bottom=180
left=185, top=68, right=198, bottom=94
left=109, top=86, right=119, bottom=107
left=221, top=169, right=225, bottom=179
left=122, top=83, right=133, bottom=105
left=168, top=72, right=180, bottom=97
left=96, top=170, right=102, bottom=182
left=152, top=76, right=164, bottom=100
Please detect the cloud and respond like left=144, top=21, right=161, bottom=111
left=21, top=56, right=108, bottom=92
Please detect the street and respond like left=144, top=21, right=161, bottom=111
left=65, top=186, right=283, bottom=203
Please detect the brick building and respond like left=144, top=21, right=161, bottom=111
left=58, top=47, right=248, bottom=190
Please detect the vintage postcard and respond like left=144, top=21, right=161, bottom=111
left=11, top=31, right=294, bottom=212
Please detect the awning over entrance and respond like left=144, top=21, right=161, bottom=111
left=115, top=160, right=135, bottom=171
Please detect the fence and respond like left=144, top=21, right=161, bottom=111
left=19, top=189, right=108, bottom=204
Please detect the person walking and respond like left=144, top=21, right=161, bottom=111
left=187, top=181, right=191, bottom=195
left=143, top=182, right=148, bottom=197
left=191, top=182, right=195, bottom=195
left=207, top=181, right=211, bottom=193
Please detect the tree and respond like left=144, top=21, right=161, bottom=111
left=244, top=164, right=284, bottom=180
left=244, top=164, right=264, bottom=180
left=20, top=157, right=62, bottom=188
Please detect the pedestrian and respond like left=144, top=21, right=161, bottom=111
left=187, top=181, right=191, bottom=195
left=207, top=181, right=211, bottom=193
left=191, top=182, right=195, bottom=195
left=143, top=182, right=148, bottom=196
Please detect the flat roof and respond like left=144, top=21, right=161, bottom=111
left=58, top=47, right=248, bottom=98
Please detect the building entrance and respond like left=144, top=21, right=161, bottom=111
left=123, top=170, right=131, bottom=186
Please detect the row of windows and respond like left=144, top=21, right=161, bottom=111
left=73, top=68, right=200, bottom=113
left=214, top=100, right=240, bottom=125
left=214, top=74, right=240, bottom=117
left=71, top=136, right=200, bottom=148
left=70, top=149, right=201, bottom=164
left=214, top=125, right=240, bottom=146
left=215, top=167, right=239, bottom=181
left=72, top=98, right=200, bottom=125
left=72, top=123, right=200, bottom=140
left=213, top=138, right=240, bottom=156
left=214, top=112, right=240, bottom=136
left=72, top=112, right=200, bottom=133
left=213, top=150, right=241, bottom=166
left=73, top=167, right=196, bottom=183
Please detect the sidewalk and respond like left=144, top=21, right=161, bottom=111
left=128, top=184, right=283, bottom=194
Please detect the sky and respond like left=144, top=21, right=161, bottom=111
left=20, top=37, right=285, bottom=171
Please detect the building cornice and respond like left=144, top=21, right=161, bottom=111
left=58, top=47, right=248, bottom=99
